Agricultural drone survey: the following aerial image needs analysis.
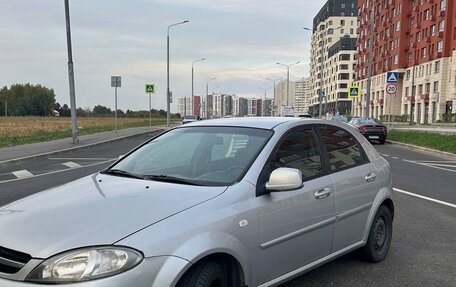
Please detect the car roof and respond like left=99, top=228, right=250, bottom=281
left=179, top=117, right=320, bottom=130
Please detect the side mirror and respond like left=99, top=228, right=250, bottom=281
left=265, top=168, right=303, bottom=192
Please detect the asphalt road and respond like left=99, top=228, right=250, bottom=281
left=0, top=139, right=455, bottom=286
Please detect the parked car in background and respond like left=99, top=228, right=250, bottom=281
left=349, top=117, right=388, bottom=144
left=0, top=118, right=393, bottom=287
left=182, top=115, right=197, bottom=124
left=331, top=115, right=348, bottom=123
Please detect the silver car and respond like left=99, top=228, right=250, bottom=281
left=0, top=118, right=394, bottom=287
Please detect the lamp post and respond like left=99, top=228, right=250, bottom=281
left=276, top=61, right=301, bottom=108
left=167, top=20, right=189, bottom=126
left=259, top=87, right=272, bottom=116
left=206, top=77, right=216, bottom=118
left=265, top=77, right=282, bottom=116
left=192, top=58, right=205, bottom=116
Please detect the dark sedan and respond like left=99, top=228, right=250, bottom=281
left=348, top=117, right=387, bottom=144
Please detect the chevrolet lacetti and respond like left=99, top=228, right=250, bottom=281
left=0, top=118, right=394, bottom=287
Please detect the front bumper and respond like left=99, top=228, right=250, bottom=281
left=0, top=256, right=189, bottom=287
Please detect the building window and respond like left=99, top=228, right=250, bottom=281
left=431, top=25, right=436, bottom=36
left=341, top=3, right=346, bottom=9
left=439, top=20, right=445, bottom=32
left=437, top=41, right=443, bottom=52
left=406, top=70, right=411, bottom=80
left=433, top=81, right=439, bottom=93
left=441, top=0, right=446, bottom=10
left=417, top=31, right=421, bottom=41
left=422, top=47, right=427, bottom=58
left=396, top=21, right=401, bottom=31
left=394, top=55, right=399, bottom=64
left=435, top=61, right=441, bottom=73
left=350, top=28, right=354, bottom=35
left=329, top=20, right=333, bottom=26
left=340, top=20, right=345, bottom=26
left=424, top=9, right=429, bottom=20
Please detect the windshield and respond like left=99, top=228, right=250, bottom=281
left=109, top=126, right=272, bottom=186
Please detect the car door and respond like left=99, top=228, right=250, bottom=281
left=317, top=124, right=381, bottom=252
left=256, top=127, right=336, bottom=284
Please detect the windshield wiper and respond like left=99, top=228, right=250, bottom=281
left=143, top=174, right=201, bottom=186
left=100, top=169, right=144, bottom=179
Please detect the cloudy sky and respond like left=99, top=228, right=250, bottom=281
left=0, top=0, right=325, bottom=112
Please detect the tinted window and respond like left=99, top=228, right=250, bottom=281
left=269, top=128, right=323, bottom=180
left=319, top=125, right=367, bottom=172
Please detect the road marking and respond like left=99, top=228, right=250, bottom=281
left=62, top=161, right=81, bottom=168
left=12, top=170, right=34, bottom=179
left=393, top=188, right=456, bottom=209
left=0, top=159, right=114, bottom=185
left=402, top=159, right=456, bottom=173
left=49, top=157, right=115, bottom=161
left=391, top=156, right=399, bottom=159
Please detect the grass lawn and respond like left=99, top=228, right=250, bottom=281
left=388, top=130, right=456, bottom=154
left=0, top=116, right=169, bottom=148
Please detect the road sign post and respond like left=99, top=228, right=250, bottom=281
left=145, top=84, right=156, bottom=128
left=111, top=76, right=121, bottom=132
left=386, top=71, right=399, bottom=129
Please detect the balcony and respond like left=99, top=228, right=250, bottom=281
left=420, top=94, right=430, bottom=101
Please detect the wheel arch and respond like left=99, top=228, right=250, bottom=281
left=176, top=252, right=246, bottom=287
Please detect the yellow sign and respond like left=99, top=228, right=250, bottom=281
left=348, top=85, right=360, bottom=98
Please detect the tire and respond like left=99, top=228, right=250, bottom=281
left=359, top=205, right=393, bottom=262
left=177, top=261, right=227, bottom=287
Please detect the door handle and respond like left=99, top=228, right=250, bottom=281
left=365, top=173, right=377, bottom=182
left=314, top=188, right=331, bottom=199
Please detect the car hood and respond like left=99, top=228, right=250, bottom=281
left=0, top=174, right=226, bottom=258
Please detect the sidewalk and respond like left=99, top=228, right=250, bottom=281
left=0, top=126, right=166, bottom=164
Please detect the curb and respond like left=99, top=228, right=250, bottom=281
left=386, top=140, right=456, bottom=158
left=0, top=128, right=165, bottom=167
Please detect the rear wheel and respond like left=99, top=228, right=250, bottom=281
left=177, top=261, right=227, bottom=287
left=359, top=205, right=392, bottom=262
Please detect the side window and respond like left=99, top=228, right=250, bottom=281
left=269, top=128, right=323, bottom=180
left=318, top=125, right=367, bottom=172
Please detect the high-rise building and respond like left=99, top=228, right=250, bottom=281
left=274, top=80, right=295, bottom=115
left=354, top=0, right=456, bottom=123
left=308, top=0, right=358, bottom=117
left=294, top=77, right=312, bottom=115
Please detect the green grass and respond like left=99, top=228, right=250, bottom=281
left=388, top=130, right=456, bottom=154
left=0, top=119, right=171, bottom=148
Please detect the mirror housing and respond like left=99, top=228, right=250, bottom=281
left=265, top=168, right=303, bottom=192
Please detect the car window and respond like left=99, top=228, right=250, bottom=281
left=268, top=128, right=323, bottom=180
left=318, top=125, right=368, bottom=172
left=111, top=126, right=272, bottom=186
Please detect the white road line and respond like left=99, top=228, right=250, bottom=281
left=62, top=161, right=81, bottom=168
left=49, top=157, right=115, bottom=161
left=415, top=160, right=456, bottom=163
left=393, top=188, right=456, bottom=209
left=12, top=170, right=34, bottom=179
left=391, top=156, right=399, bottom=159
left=402, top=159, right=456, bottom=173
left=0, top=159, right=114, bottom=185
left=424, top=163, right=456, bottom=168
left=381, top=154, right=390, bottom=157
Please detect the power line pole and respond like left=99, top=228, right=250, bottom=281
left=64, top=0, right=78, bottom=144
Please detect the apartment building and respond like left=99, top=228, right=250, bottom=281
left=293, top=77, right=312, bottom=115
left=354, top=0, right=456, bottom=123
left=309, top=0, right=358, bottom=117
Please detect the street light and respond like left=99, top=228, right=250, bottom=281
left=192, top=58, right=206, bottom=116
left=206, top=78, right=216, bottom=118
left=265, top=77, right=282, bottom=116
left=259, top=87, right=272, bottom=116
left=276, top=61, right=301, bottom=108
left=167, top=20, right=189, bottom=126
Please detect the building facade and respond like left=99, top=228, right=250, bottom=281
left=294, top=77, right=312, bottom=115
left=309, top=0, right=358, bottom=117
left=354, top=0, right=456, bottom=123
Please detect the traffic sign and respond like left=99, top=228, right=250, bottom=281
left=145, top=83, right=155, bottom=94
left=386, top=71, right=399, bottom=83
left=111, top=76, right=121, bottom=87
left=386, top=83, right=397, bottom=95
left=348, top=85, right=360, bottom=98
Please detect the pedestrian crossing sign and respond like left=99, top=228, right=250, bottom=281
left=145, top=83, right=155, bottom=94
left=348, top=85, right=360, bottom=98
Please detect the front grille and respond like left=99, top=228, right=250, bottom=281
left=0, top=246, right=31, bottom=274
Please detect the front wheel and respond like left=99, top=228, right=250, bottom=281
left=359, top=205, right=393, bottom=262
left=177, top=261, right=227, bottom=287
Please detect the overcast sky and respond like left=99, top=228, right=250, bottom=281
left=0, top=0, right=325, bottom=112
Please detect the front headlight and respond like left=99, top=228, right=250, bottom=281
left=26, top=246, right=143, bottom=283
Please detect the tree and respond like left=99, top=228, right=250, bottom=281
left=92, top=105, right=111, bottom=115
left=0, top=84, right=56, bottom=116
